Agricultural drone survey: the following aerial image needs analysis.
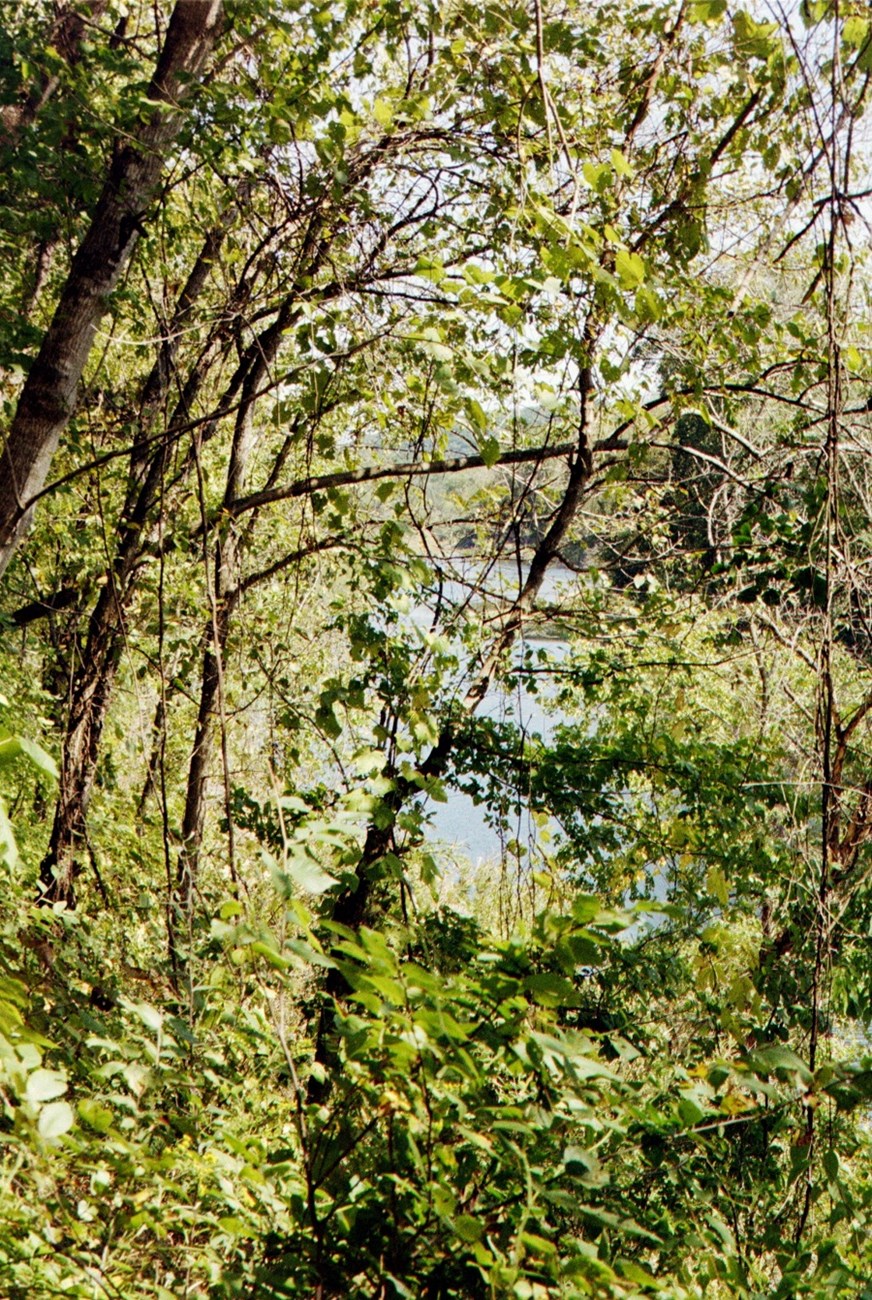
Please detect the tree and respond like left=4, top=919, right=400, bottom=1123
left=1, top=2, right=872, bottom=1297
left=0, top=0, right=224, bottom=575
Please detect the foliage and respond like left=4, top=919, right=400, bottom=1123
left=0, top=0, right=872, bottom=1296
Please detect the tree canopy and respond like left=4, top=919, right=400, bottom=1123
left=1, top=1, right=871, bottom=1296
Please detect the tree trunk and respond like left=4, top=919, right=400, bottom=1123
left=37, top=234, right=303, bottom=907
left=0, top=0, right=224, bottom=579
left=174, top=357, right=274, bottom=922
left=309, top=364, right=597, bottom=1096
left=38, top=221, right=232, bottom=906
left=175, top=591, right=238, bottom=916
left=0, top=1, right=111, bottom=146
left=39, top=588, right=125, bottom=906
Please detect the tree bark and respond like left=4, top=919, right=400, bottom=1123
left=0, top=1, right=111, bottom=147
left=37, top=210, right=324, bottom=907
left=175, top=588, right=238, bottom=915
left=174, top=315, right=289, bottom=919
left=0, top=0, right=224, bottom=579
left=38, top=220, right=232, bottom=906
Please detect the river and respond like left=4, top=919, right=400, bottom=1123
left=420, top=558, right=573, bottom=866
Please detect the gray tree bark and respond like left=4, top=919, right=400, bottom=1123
left=0, top=0, right=224, bottom=580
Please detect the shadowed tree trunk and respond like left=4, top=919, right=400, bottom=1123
left=38, top=220, right=235, bottom=905
left=38, top=190, right=339, bottom=907
left=175, top=301, right=294, bottom=924
left=0, top=0, right=224, bottom=579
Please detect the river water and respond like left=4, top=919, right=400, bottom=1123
left=417, top=558, right=668, bottom=934
left=420, top=559, right=573, bottom=867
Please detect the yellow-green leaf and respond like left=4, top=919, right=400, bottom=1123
left=615, top=249, right=645, bottom=289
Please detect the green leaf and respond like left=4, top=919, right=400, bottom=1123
left=615, top=249, right=645, bottom=288
left=563, top=1144, right=596, bottom=1171
left=282, top=852, right=337, bottom=896
left=416, top=327, right=453, bottom=362
left=634, top=285, right=662, bottom=323
left=689, top=0, right=727, bottom=22
left=525, top=972, right=578, bottom=1007
left=0, top=730, right=58, bottom=779
left=748, top=1045, right=813, bottom=1085
left=577, top=1204, right=662, bottom=1243
left=128, top=1001, right=163, bottom=1033
left=733, top=10, right=779, bottom=58
left=373, top=97, right=393, bottom=127
left=78, top=1099, right=114, bottom=1133
left=466, top=398, right=487, bottom=432
left=454, top=1214, right=483, bottom=1243
left=218, top=1216, right=254, bottom=1237
left=844, top=345, right=863, bottom=373
left=678, top=1095, right=706, bottom=1126
left=610, top=147, right=634, bottom=178
left=583, top=161, right=612, bottom=193
left=38, top=1100, right=74, bottom=1140
left=250, top=940, right=294, bottom=970
left=843, top=15, right=869, bottom=47
left=479, top=436, right=500, bottom=468
left=25, top=1068, right=68, bottom=1104
left=414, top=256, right=445, bottom=284
left=0, top=798, right=18, bottom=868
left=706, top=865, right=729, bottom=907
left=17, top=736, right=59, bottom=780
